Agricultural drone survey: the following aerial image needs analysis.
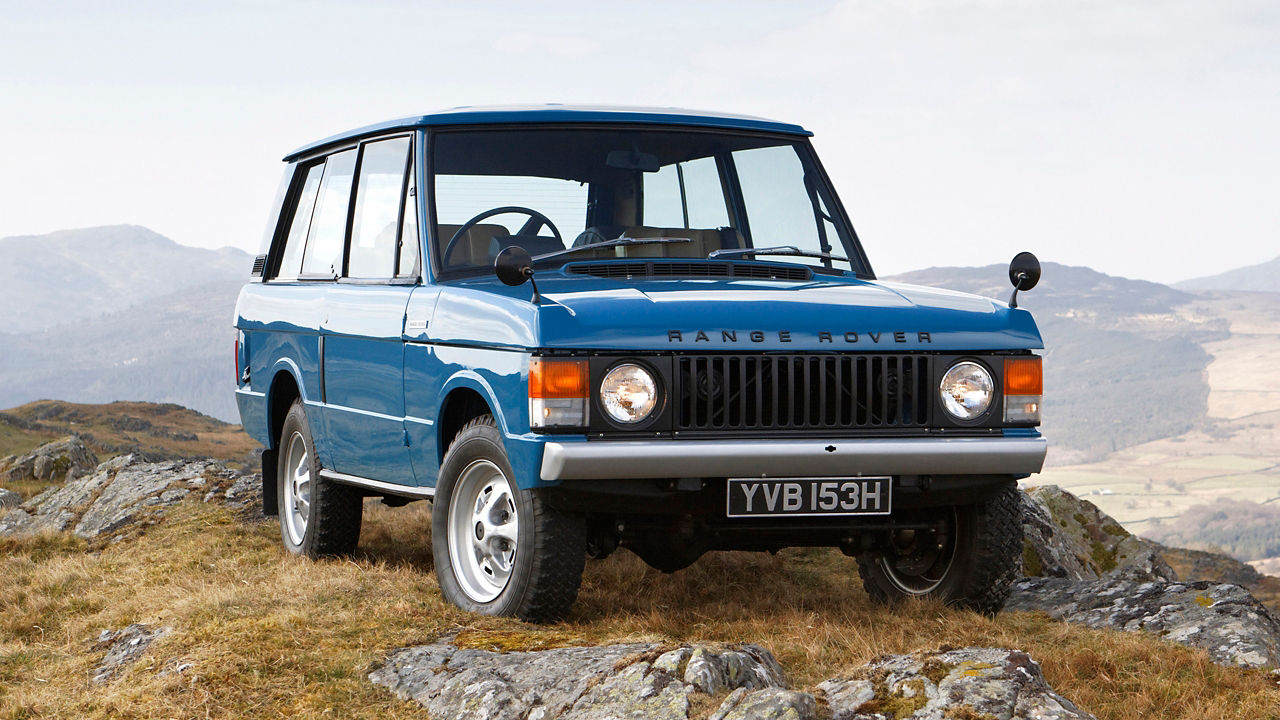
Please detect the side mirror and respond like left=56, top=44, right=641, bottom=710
left=494, top=246, right=540, bottom=303
left=1007, top=252, right=1041, bottom=308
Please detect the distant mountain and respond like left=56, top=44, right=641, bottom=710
left=0, top=226, right=250, bottom=420
left=886, top=262, right=1226, bottom=464
left=1175, top=255, right=1280, bottom=293
left=0, top=225, right=250, bottom=334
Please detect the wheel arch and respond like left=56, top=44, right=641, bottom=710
left=437, top=374, right=505, bottom=464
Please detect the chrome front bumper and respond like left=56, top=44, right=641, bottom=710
left=539, top=436, right=1046, bottom=482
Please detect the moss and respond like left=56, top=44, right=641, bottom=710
left=857, top=675, right=929, bottom=719
left=1194, top=594, right=1214, bottom=608
left=1090, top=541, right=1119, bottom=573
left=1022, top=539, right=1044, bottom=577
left=1058, top=519, right=1068, bottom=528
left=1072, top=513, right=1088, bottom=527
left=1102, top=523, right=1129, bottom=538
left=921, top=657, right=956, bottom=685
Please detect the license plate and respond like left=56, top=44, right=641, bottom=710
left=726, top=477, right=892, bottom=518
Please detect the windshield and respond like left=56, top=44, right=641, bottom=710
left=431, top=128, right=860, bottom=276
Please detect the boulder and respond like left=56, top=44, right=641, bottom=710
left=370, top=640, right=788, bottom=720
left=1019, top=485, right=1159, bottom=581
left=1006, top=574, right=1280, bottom=669
left=817, top=647, right=1095, bottom=720
left=0, top=435, right=98, bottom=484
left=0, top=487, right=21, bottom=508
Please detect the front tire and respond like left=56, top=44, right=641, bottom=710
left=432, top=416, right=586, bottom=622
left=857, top=483, right=1023, bottom=614
left=277, top=401, right=363, bottom=557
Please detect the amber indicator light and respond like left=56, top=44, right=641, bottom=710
left=1004, top=356, right=1043, bottom=395
left=529, top=358, right=589, bottom=399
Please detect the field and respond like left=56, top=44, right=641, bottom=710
left=1, top=499, right=1277, bottom=720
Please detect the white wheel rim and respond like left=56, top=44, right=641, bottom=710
left=448, top=459, right=519, bottom=603
left=283, top=430, right=311, bottom=546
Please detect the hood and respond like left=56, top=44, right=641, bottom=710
left=428, top=275, right=1042, bottom=352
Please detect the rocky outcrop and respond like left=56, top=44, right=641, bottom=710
left=369, top=641, right=1090, bottom=720
left=1007, top=572, right=1280, bottom=669
left=0, top=435, right=98, bottom=484
left=92, top=624, right=171, bottom=684
left=1019, top=485, right=1159, bottom=580
left=0, top=454, right=258, bottom=539
left=1015, top=485, right=1280, bottom=668
left=0, top=487, right=21, bottom=508
left=817, top=647, right=1094, bottom=719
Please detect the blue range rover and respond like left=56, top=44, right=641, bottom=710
left=235, top=105, right=1046, bottom=621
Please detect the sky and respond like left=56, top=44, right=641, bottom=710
left=1, top=0, right=1276, bottom=283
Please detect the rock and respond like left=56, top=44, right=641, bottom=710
left=91, top=623, right=170, bottom=684
left=369, top=640, right=791, bottom=720
left=1020, top=485, right=1159, bottom=581
left=817, top=647, right=1095, bottom=720
left=0, top=435, right=98, bottom=484
left=0, top=454, right=254, bottom=540
left=710, top=687, right=816, bottom=720
left=0, top=488, right=22, bottom=508
left=1007, top=574, right=1280, bottom=668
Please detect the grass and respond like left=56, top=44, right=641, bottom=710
left=1, top=500, right=1277, bottom=720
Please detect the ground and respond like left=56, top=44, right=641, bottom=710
left=1, top=498, right=1276, bottom=720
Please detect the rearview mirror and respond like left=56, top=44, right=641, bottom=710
left=606, top=149, right=661, bottom=173
left=494, top=246, right=541, bottom=303
left=1007, top=252, right=1041, bottom=308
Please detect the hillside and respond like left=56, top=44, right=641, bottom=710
left=1176, top=255, right=1280, bottom=293
left=2, top=453, right=1277, bottom=719
left=0, top=226, right=250, bottom=421
left=0, top=399, right=257, bottom=469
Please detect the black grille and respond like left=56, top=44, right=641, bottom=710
left=675, top=354, right=931, bottom=432
left=567, top=261, right=810, bottom=281
left=251, top=254, right=267, bottom=276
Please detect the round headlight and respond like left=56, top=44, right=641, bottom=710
left=600, top=363, right=659, bottom=424
left=939, top=361, right=994, bottom=421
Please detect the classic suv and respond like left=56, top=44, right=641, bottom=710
left=235, top=105, right=1046, bottom=621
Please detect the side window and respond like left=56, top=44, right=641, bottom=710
left=398, top=169, right=419, bottom=277
left=301, top=149, right=357, bottom=278
left=348, top=137, right=411, bottom=279
left=641, top=156, right=730, bottom=229
left=275, top=163, right=323, bottom=280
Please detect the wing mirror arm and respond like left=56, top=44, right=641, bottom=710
left=1007, top=251, right=1041, bottom=309
left=494, top=246, right=541, bottom=304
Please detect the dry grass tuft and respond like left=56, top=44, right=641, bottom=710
left=1, top=498, right=1277, bottom=719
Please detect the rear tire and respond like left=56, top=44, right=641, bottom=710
left=857, top=483, right=1022, bottom=614
left=276, top=401, right=363, bottom=557
left=432, top=415, right=586, bottom=622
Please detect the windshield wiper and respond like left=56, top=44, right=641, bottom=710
left=532, top=236, right=693, bottom=262
left=708, top=245, right=849, bottom=263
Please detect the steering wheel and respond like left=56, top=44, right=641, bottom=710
left=443, top=206, right=563, bottom=267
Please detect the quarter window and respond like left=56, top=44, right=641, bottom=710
left=348, top=137, right=411, bottom=279
left=301, top=149, right=357, bottom=278
left=398, top=172, right=420, bottom=278
left=275, top=163, right=323, bottom=280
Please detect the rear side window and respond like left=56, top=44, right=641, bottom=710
left=275, top=163, right=323, bottom=280
left=301, top=149, right=357, bottom=278
left=348, top=137, right=411, bottom=279
left=642, top=156, right=729, bottom=229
